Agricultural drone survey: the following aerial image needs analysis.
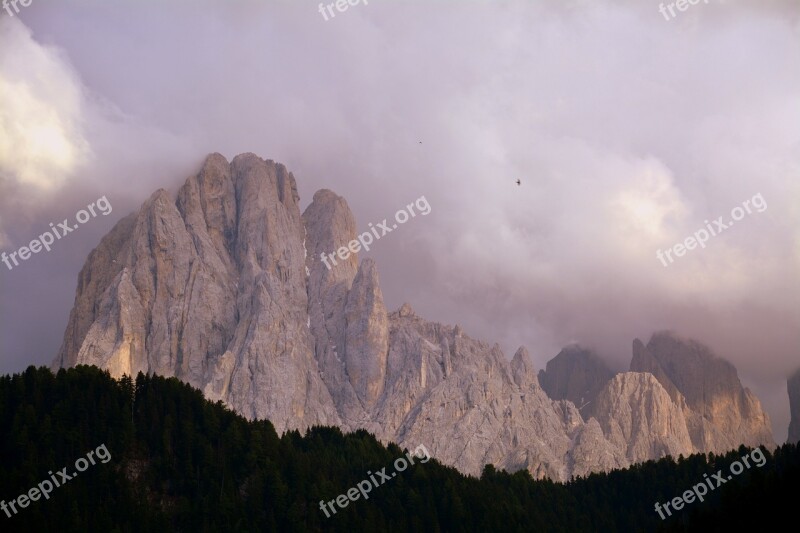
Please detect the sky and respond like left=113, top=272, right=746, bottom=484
left=0, top=0, right=798, bottom=441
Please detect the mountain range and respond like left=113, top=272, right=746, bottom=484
left=52, top=152, right=785, bottom=480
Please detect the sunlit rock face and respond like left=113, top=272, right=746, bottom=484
left=630, top=332, right=775, bottom=452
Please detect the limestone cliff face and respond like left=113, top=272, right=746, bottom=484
left=788, top=369, right=800, bottom=444
left=377, top=309, right=623, bottom=479
left=344, top=259, right=389, bottom=409
left=590, top=373, right=694, bottom=463
left=55, top=153, right=341, bottom=432
left=302, top=189, right=366, bottom=428
left=55, top=152, right=776, bottom=480
left=630, top=332, right=775, bottom=451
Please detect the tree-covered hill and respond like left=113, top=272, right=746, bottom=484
left=0, top=366, right=795, bottom=532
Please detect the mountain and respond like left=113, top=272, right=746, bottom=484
left=53, top=152, right=775, bottom=480
left=630, top=332, right=775, bottom=452
left=3, top=366, right=797, bottom=532
left=590, top=372, right=694, bottom=463
left=789, top=368, right=800, bottom=444
left=537, top=345, right=615, bottom=416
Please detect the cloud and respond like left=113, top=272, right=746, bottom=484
left=0, top=17, right=89, bottom=193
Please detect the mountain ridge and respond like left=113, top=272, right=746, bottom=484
left=53, top=152, right=776, bottom=480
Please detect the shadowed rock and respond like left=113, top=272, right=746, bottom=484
left=537, top=345, right=615, bottom=417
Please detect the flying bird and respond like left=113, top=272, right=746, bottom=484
left=516, top=179, right=521, bottom=186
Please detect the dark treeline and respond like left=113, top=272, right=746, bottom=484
left=0, top=366, right=795, bottom=532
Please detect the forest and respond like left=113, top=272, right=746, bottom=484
left=0, top=365, right=795, bottom=532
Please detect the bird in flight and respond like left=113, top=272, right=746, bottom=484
left=516, top=179, right=521, bottom=186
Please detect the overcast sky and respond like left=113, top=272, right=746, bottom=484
left=0, top=0, right=798, bottom=441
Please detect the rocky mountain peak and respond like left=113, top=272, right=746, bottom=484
left=511, top=346, right=536, bottom=390
left=397, top=302, right=416, bottom=318
left=630, top=331, right=775, bottom=451
left=591, top=372, right=694, bottom=462
left=537, top=344, right=615, bottom=416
